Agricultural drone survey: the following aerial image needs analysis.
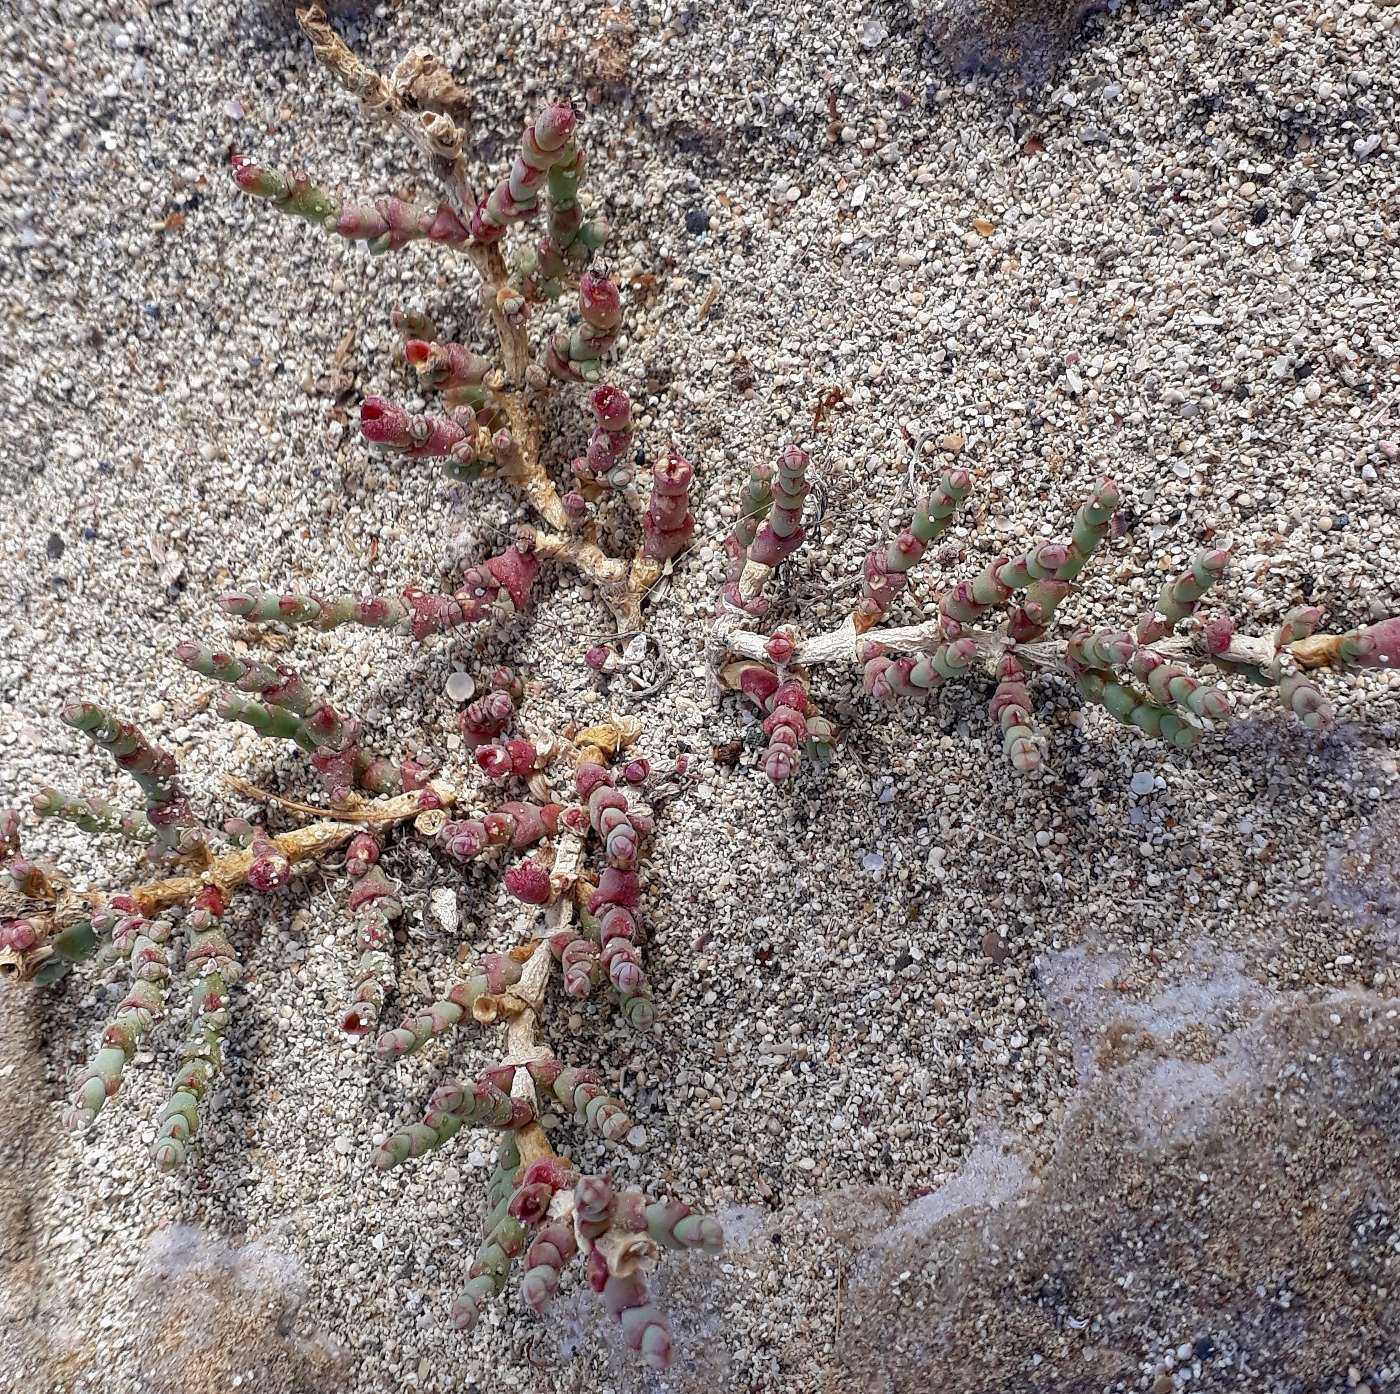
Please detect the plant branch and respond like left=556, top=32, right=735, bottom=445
left=524, top=527, right=645, bottom=636
left=722, top=618, right=1358, bottom=676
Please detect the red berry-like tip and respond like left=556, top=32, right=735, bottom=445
left=578, top=268, right=621, bottom=328
left=475, top=745, right=512, bottom=780
left=504, top=862, right=551, bottom=906
left=765, top=633, right=795, bottom=665
left=589, top=384, right=631, bottom=430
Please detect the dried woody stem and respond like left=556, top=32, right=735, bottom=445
left=464, top=716, right=637, bottom=1169
left=298, top=4, right=534, bottom=381
left=1, top=785, right=453, bottom=982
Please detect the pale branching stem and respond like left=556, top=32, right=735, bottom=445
left=497, top=392, right=567, bottom=529
left=722, top=618, right=1351, bottom=679
left=474, top=246, right=531, bottom=386
left=297, top=5, right=474, bottom=213
left=132, top=783, right=455, bottom=913
left=3, top=786, right=455, bottom=981
left=524, top=528, right=645, bottom=637
left=494, top=721, right=634, bottom=1167
left=736, top=558, right=777, bottom=608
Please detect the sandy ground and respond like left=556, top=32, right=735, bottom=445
left=2, top=0, right=1399, bottom=1390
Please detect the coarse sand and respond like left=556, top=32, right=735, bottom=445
left=1, top=1, right=1398, bottom=1390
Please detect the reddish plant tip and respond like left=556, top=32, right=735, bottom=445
left=764, top=748, right=795, bottom=782
left=484, top=548, right=540, bottom=612
left=585, top=644, right=611, bottom=671
left=578, top=267, right=621, bottom=329
left=505, top=862, right=552, bottom=906
left=1202, top=615, right=1235, bottom=655
left=358, top=397, right=404, bottom=445
left=247, top=859, right=290, bottom=893
left=623, top=758, right=650, bottom=785
left=0, top=919, right=37, bottom=953
left=575, top=762, right=613, bottom=801
left=229, top=158, right=267, bottom=194
left=403, top=339, right=432, bottom=364
left=193, top=884, right=227, bottom=917
left=765, top=633, right=795, bottom=665
left=1348, top=616, right=1400, bottom=668
left=475, top=744, right=512, bottom=780
left=341, top=1006, right=373, bottom=1037
left=399, top=758, right=432, bottom=792
left=521, top=1157, right=573, bottom=1188
left=735, top=662, right=780, bottom=706
left=656, top=451, right=693, bottom=490
left=589, top=384, right=632, bottom=429
left=506, top=738, right=539, bottom=777
left=508, top=1181, right=556, bottom=1225
left=534, top=100, right=577, bottom=151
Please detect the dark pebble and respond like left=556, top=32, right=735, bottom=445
left=712, top=740, right=742, bottom=768
left=685, top=207, right=710, bottom=235
left=46, top=532, right=64, bottom=560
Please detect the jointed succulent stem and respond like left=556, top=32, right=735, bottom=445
left=717, top=469, right=1397, bottom=777
left=151, top=885, right=241, bottom=1172
left=60, top=702, right=209, bottom=860
left=32, top=787, right=152, bottom=845
left=66, top=910, right=176, bottom=1129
